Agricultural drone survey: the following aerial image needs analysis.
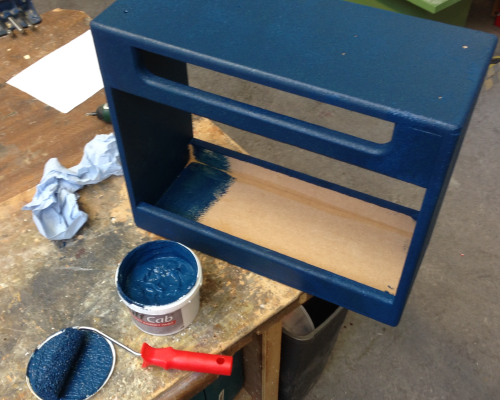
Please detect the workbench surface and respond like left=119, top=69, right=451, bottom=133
left=0, top=10, right=302, bottom=400
left=0, top=168, right=300, bottom=400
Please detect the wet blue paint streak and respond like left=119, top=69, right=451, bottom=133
left=156, top=162, right=235, bottom=221
left=59, top=331, right=113, bottom=400
left=192, top=143, right=231, bottom=170
left=118, top=241, right=198, bottom=306
left=27, top=328, right=113, bottom=400
left=27, top=329, right=85, bottom=400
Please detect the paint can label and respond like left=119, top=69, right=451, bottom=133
left=130, top=309, right=184, bottom=335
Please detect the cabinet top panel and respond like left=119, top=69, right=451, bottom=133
left=92, top=0, right=496, bottom=131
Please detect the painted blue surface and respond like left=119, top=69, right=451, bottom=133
left=111, top=72, right=443, bottom=187
left=190, top=139, right=420, bottom=220
left=157, top=142, right=420, bottom=224
left=92, top=0, right=495, bottom=129
left=91, top=0, right=496, bottom=325
left=117, top=241, right=198, bottom=306
left=157, top=162, right=235, bottom=222
left=192, top=144, right=231, bottom=171
left=27, top=328, right=113, bottom=400
left=59, top=331, right=113, bottom=400
left=136, top=201, right=396, bottom=319
left=27, top=329, right=85, bottom=400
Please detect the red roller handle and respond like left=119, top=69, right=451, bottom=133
left=141, top=343, right=233, bottom=376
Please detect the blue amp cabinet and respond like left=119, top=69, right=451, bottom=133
left=91, top=0, right=496, bottom=326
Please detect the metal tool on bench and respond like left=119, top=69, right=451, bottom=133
left=87, top=103, right=112, bottom=123
left=0, top=0, right=41, bottom=37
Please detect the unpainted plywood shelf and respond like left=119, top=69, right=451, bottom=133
left=156, top=142, right=416, bottom=296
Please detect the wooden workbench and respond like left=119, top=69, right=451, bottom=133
left=0, top=10, right=307, bottom=400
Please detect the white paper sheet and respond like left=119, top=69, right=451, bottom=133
left=7, top=30, right=104, bottom=113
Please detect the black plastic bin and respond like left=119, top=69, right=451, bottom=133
left=279, top=297, right=348, bottom=400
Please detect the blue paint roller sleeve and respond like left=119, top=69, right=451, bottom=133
left=27, top=328, right=114, bottom=400
left=27, top=328, right=85, bottom=400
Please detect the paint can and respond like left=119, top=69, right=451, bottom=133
left=116, top=240, right=202, bottom=336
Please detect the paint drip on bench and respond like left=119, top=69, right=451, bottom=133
left=116, top=240, right=202, bottom=335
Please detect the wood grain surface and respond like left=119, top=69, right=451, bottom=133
left=0, top=9, right=110, bottom=203
left=0, top=10, right=304, bottom=400
left=188, top=149, right=414, bottom=294
left=0, top=127, right=300, bottom=400
left=0, top=10, right=303, bottom=400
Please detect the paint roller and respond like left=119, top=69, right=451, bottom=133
left=27, top=327, right=233, bottom=400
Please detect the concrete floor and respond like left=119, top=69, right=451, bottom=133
left=32, top=1, right=500, bottom=399
left=305, top=78, right=500, bottom=400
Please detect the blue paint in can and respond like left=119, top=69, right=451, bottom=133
left=117, top=240, right=199, bottom=307
left=27, top=328, right=113, bottom=400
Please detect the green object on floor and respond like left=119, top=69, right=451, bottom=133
left=405, top=0, right=460, bottom=14
left=189, top=351, right=244, bottom=400
left=344, top=0, right=472, bottom=26
left=204, top=351, right=244, bottom=400
left=190, top=391, right=206, bottom=400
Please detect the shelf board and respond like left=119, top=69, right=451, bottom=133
left=157, top=144, right=416, bottom=295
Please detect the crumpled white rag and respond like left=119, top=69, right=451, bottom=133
left=22, top=133, right=123, bottom=240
